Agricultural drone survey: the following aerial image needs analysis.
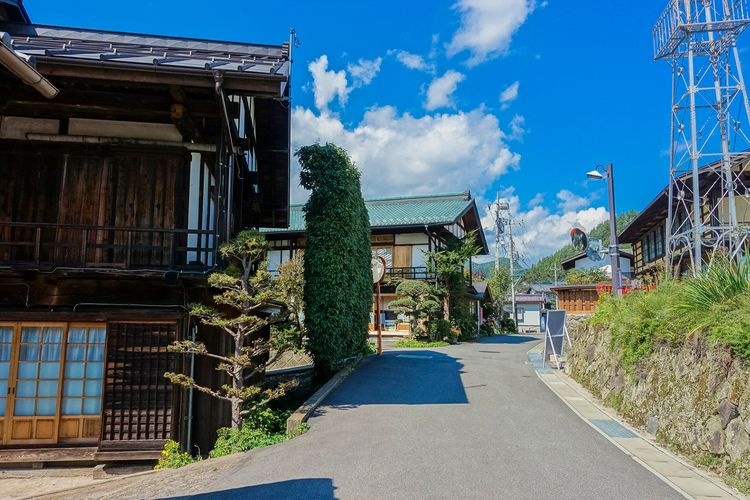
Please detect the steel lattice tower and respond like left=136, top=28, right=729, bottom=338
left=654, top=0, right=750, bottom=274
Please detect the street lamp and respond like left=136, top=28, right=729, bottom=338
left=587, top=163, right=622, bottom=297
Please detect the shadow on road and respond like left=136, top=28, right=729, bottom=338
left=168, top=478, right=336, bottom=499
left=479, top=335, right=540, bottom=345
left=314, top=350, right=467, bottom=412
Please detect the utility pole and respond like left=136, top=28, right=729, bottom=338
left=508, top=210, right=517, bottom=329
left=489, top=195, right=520, bottom=329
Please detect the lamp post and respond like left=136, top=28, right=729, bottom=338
left=586, top=163, right=622, bottom=297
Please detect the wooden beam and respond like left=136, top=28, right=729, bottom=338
left=0, top=447, right=97, bottom=463
left=36, top=62, right=286, bottom=96
left=170, top=103, right=201, bottom=142
left=25, top=132, right=216, bottom=152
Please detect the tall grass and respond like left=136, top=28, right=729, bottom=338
left=679, top=256, right=750, bottom=312
left=592, top=256, right=750, bottom=368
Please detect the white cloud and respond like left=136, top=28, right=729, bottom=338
left=347, top=57, right=383, bottom=88
left=556, top=189, right=590, bottom=212
left=500, top=80, right=520, bottom=107
left=479, top=190, right=609, bottom=263
left=308, top=55, right=350, bottom=112
left=508, top=114, right=525, bottom=140
left=391, top=50, right=435, bottom=73
left=425, top=70, right=466, bottom=111
left=291, top=105, right=520, bottom=203
left=528, top=192, right=545, bottom=207
left=448, top=0, right=535, bottom=66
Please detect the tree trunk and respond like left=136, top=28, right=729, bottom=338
left=231, top=397, right=242, bottom=429
left=231, top=338, right=243, bottom=429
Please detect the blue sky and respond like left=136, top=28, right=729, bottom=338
left=24, top=0, right=732, bottom=261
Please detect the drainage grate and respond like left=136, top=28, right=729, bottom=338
left=590, top=419, right=637, bottom=438
left=526, top=351, right=552, bottom=373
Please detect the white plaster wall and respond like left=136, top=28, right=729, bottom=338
left=573, top=255, right=632, bottom=276
left=395, top=233, right=429, bottom=245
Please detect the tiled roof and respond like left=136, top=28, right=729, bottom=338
left=1, top=24, right=290, bottom=77
left=261, top=192, right=474, bottom=234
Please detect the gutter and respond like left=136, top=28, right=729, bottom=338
left=0, top=31, right=58, bottom=98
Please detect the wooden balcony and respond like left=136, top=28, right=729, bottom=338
left=386, top=266, right=436, bottom=281
left=0, top=221, right=217, bottom=272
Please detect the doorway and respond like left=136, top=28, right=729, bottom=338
left=0, top=323, right=106, bottom=446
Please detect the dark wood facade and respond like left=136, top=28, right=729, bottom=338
left=0, top=15, right=290, bottom=460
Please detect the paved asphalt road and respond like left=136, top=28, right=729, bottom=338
left=164, top=335, right=681, bottom=500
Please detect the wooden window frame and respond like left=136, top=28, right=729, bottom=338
left=0, top=322, right=107, bottom=446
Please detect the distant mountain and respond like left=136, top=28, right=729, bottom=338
left=471, top=257, right=524, bottom=280
left=522, top=211, right=638, bottom=284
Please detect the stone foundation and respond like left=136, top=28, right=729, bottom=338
left=565, top=318, right=750, bottom=492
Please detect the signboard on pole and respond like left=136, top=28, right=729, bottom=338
left=371, top=256, right=386, bottom=356
left=542, top=310, right=572, bottom=370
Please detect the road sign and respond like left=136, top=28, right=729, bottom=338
left=372, top=256, right=386, bottom=284
left=543, top=310, right=572, bottom=370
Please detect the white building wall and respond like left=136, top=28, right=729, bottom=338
left=395, top=233, right=429, bottom=245
left=411, top=244, right=429, bottom=269
left=573, top=255, right=632, bottom=277
left=518, top=305, right=541, bottom=329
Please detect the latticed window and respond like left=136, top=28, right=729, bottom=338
left=62, top=326, right=106, bottom=416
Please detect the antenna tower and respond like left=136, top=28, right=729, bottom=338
left=654, top=0, right=750, bottom=274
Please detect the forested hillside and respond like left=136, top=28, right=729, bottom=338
left=521, top=211, right=638, bottom=283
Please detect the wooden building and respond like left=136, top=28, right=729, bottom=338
left=619, top=162, right=750, bottom=278
left=261, top=192, right=489, bottom=332
left=0, top=2, right=291, bottom=462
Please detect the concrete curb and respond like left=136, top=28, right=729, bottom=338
left=285, top=356, right=367, bottom=433
left=526, top=343, right=744, bottom=499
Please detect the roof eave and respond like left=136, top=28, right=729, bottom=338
left=35, top=59, right=287, bottom=95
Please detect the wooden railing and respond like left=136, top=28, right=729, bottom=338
left=0, top=221, right=217, bottom=271
left=386, top=266, right=436, bottom=281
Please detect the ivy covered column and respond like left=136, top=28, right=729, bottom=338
left=297, top=143, right=372, bottom=376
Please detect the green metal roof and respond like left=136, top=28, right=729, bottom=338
left=260, top=192, right=475, bottom=234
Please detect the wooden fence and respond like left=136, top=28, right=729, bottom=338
left=551, top=285, right=602, bottom=314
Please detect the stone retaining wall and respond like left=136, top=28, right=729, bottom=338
left=565, top=317, right=750, bottom=492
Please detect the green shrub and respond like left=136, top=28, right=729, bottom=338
left=154, top=440, right=199, bottom=469
left=680, top=256, right=750, bottom=311
left=388, top=280, right=443, bottom=331
left=362, top=341, right=377, bottom=355
left=245, top=406, right=291, bottom=434
left=298, top=144, right=372, bottom=376
left=705, top=294, right=750, bottom=360
left=210, top=426, right=288, bottom=458
left=592, top=282, right=690, bottom=369
left=210, top=405, right=291, bottom=458
left=427, top=319, right=452, bottom=342
left=454, top=317, right=478, bottom=341
left=497, top=312, right=517, bottom=334
left=479, top=324, right=494, bottom=337
left=566, top=267, right=609, bottom=285
left=591, top=257, right=750, bottom=368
